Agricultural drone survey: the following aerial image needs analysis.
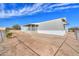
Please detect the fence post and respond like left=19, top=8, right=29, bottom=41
left=75, top=29, right=79, bottom=40
left=0, top=30, right=4, bottom=42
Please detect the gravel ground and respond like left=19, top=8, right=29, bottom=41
left=0, top=30, right=79, bottom=56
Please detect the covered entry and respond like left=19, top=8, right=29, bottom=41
left=24, top=24, right=39, bottom=31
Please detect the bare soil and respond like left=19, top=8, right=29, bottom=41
left=0, top=30, right=79, bottom=56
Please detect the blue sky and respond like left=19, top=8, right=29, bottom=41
left=0, top=3, right=79, bottom=28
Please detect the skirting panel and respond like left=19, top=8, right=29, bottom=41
left=37, top=30, right=66, bottom=36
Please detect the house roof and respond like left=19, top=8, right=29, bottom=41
left=23, top=17, right=67, bottom=27
left=33, top=17, right=67, bottom=24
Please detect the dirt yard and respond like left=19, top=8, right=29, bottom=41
left=0, top=30, right=79, bottom=56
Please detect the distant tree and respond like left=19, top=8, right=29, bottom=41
left=68, top=27, right=79, bottom=32
left=12, top=24, right=21, bottom=30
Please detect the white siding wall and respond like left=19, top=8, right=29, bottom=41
left=37, top=19, right=66, bottom=36
left=38, top=19, right=65, bottom=30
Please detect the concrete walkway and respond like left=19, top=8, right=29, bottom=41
left=0, top=31, right=79, bottom=56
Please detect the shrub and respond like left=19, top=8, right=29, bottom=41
left=5, top=28, right=13, bottom=38
left=6, top=32, right=12, bottom=38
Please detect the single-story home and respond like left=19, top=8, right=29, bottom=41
left=21, top=18, right=67, bottom=36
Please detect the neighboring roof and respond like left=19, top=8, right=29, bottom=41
left=0, top=27, right=5, bottom=30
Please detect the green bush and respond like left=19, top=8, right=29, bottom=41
left=6, top=32, right=13, bottom=38
left=5, top=28, right=13, bottom=38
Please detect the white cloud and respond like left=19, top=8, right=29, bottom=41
left=0, top=3, right=79, bottom=18
left=53, top=5, right=79, bottom=11
left=18, top=3, right=43, bottom=15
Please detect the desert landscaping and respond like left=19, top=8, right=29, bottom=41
left=0, top=30, right=79, bottom=56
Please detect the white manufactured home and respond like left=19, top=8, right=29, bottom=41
left=21, top=18, right=67, bottom=36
